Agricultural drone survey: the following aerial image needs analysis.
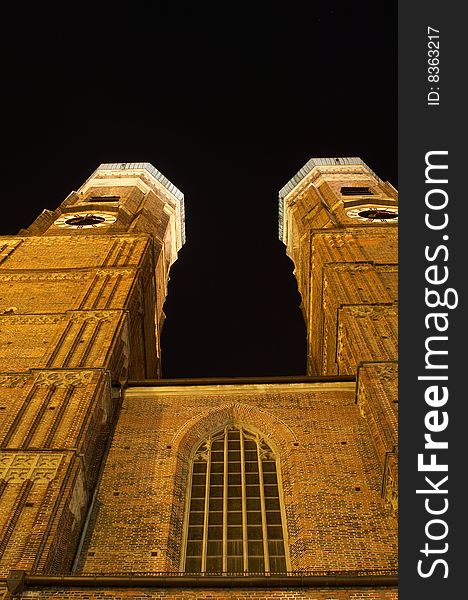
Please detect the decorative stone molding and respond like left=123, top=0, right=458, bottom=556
left=119, top=316, right=130, bottom=380
left=357, top=387, right=368, bottom=420
left=347, top=305, right=397, bottom=319
left=0, top=272, right=85, bottom=282
left=67, top=310, right=120, bottom=324
left=0, top=374, right=29, bottom=387
left=376, top=264, right=398, bottom=273
left=17, top=235, right=143, bottom=245
left=0, top=314, right=64, bottom=325
left=0, top=309, right=122, bottom=328
left=68, top=469, right=87, bottom=528
left=0, top=306, right=18, bottom=315
left=357, top=363, right=398, bottom=396
left=94, top=268, right=136, bottom=277
left=0, top=453, right=63, bottom=483
left=34, top=370, right=95, bottom=387
left=0, top=267, right=134, bottom=282
left=373, top=363, right=398, bottom=382
left=321, top=327, right=329, bottom=374
left=336, top=322, right=346, bottom=364
left=328, top=262, right=374, bottom=272
left=382, top=453, right=398, bottom=519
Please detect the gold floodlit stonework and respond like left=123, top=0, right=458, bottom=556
left=0, top=160, right=398, bottom=598
left=0, top=453, right=63, bottom=483
left=33, top=370, right=95, bottom=387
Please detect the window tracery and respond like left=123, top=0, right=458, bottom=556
left=183, top=425, right=287, bottom=574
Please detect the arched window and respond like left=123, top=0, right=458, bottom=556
left=183, top=425, right=287, bottom=574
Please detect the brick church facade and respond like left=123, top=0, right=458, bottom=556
left=0, top=159, right=398, bottom=598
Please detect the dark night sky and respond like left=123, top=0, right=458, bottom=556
left=2, top=4, right=397, bottom=378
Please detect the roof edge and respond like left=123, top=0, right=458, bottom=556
left=278, top=157, right=384, bottom=240
left=96, top=162, right=184, bottom=200
left=81, top=162, right=186, bottom=244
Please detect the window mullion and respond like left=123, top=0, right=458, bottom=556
left=239, top=428, right=249, bottom=573
left=201, top=438, right=211, bottom=573
left=222, top=427, right=228, bottom=573
left=257, top=437, right=270, bottom=573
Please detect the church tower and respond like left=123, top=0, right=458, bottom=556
left=279, top=157, right=398, bottom=521
left=0, top=163, right=184, bottom=575
left=1, top=159, right=398, bottom=599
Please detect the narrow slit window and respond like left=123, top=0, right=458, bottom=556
left=87, top=195, right=120, bottom=202
left=184, top=426, right=287, bottom=574
left=340, top=186, right=373, bottom=196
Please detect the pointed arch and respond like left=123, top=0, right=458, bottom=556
left=171, top=401, right=298, bottom=461
left=179, top=422, right=290, bottom=574
left=165, top=402, right=296, bottom=573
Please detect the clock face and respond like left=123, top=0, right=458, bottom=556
left=54, top=212, right=117, bottom=229
left=345, top=206, right=398, bottom=222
